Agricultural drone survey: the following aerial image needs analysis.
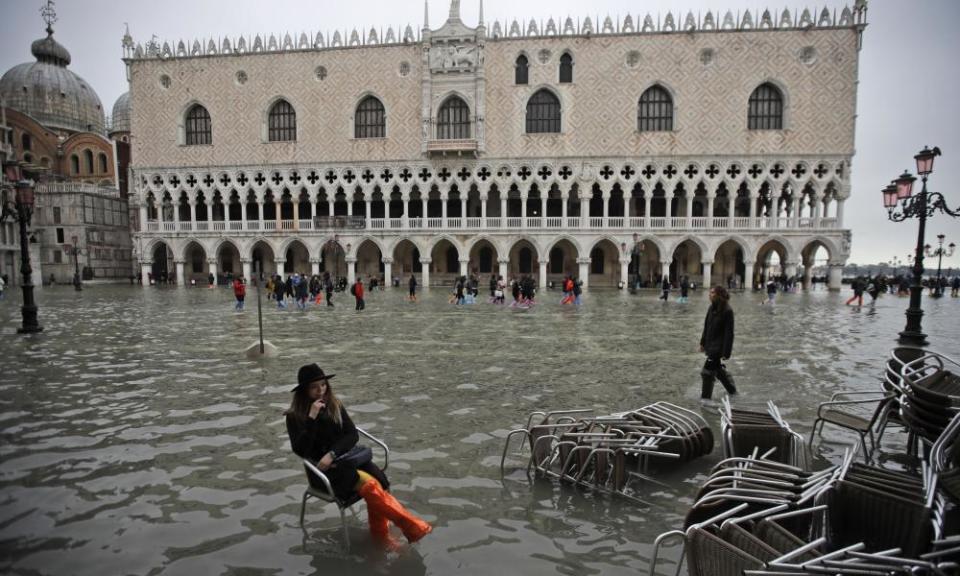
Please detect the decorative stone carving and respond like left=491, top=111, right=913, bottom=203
left=429, top=44, right=477, bottom=71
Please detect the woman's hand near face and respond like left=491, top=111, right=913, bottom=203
left=308, top=399, right=326, bottom=420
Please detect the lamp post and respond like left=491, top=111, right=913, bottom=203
left=0, top=179, right=43, bottom=333
left=882, top=146, right=960, bottom=346
left=68, top=235, right=85, bottom=291
left=925, top=234, right=955, bottom=298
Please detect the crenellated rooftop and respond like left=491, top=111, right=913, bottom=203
left=122, top=1, right=867, bottom=61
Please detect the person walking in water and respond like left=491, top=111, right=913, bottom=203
left=659, top=276, right=671, bottom=302
left=324, top=273, right=334, bottom=308
left=352, top=277, right=365, bottom=311
left=678, top=276, right=690, bottom=304
left=408, top=274, right=418, bottom=302
left=699, top=285, right=738, bottom=405
left=286, top=364, right=431, bottom=546
left=233, top=277, right=246, bottom=311
left=845, top=277, right=864, bottom=306
left=763, top=277, right=777, bottom=305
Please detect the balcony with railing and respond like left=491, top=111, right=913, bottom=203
left=141, top=214, right=844, bottom=234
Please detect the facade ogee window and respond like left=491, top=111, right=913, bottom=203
left=748, top=83, right=784, bottom=130
left=559, top=53, right=573, bottom=83
left=638, top=85, right=674, bottom=132
left=268, top=100, right=297, bottom=142
left=185, top=104, right=212, bottom=145
left=354, top=96, right=386, bottom=139
left=526, top=89, right=561, bottom=134
left=515, top=55, right=529, bottom=85
left=437, top=96, right=470, bottom=140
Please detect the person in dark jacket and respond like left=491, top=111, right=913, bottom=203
left=286, top=364, right=431, bottom=545
left=699, top=285, right=738, bottom=404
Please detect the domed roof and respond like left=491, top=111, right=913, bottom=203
left=0, top=27, right=106, bottom=135
left=110, top=91, right=131, bottom=135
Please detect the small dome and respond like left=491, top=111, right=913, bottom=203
left=110, top=91, right=131, bottom=134
left=0, top=27, right=105, bottom=135
left=31, top=28, right=71, bottom=66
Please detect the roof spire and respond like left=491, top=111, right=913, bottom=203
left=449, top=0, right=460, bottom=21
left=424, top=0, right=429, bottom=28
left=479, top=0, right=484, bottom=25
left=40, top=0, right=57, bottom=34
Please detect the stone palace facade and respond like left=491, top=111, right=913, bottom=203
left=126, top=0, right=866, bottom=289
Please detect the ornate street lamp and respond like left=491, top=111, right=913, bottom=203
left=882, top=146, right=959, bottom=346
left=0, top=178, right=43, bottom=333
left=67, top=235, right=86, bottom=291
left=925, top=234, right=955, bottom=298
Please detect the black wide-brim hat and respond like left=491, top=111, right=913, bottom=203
left=292, top=363, right=335, bottom=392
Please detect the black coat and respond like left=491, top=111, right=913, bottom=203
left=700, top=303, right=735, bottom=359
left=286, top=405, right=388, bottom=499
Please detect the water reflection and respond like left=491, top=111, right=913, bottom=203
left=0, top=286, right=957, bottom=575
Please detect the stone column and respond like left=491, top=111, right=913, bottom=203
left=365, top=199, right=371, bottom=229
left=520, top=192, right=528, bottom=222
left=275, top=198, right=281, bottom=228
left=480, top=195, right=488, bottom=228
left=460, top=197, right=467, bottom=227
left=644, top=196, right=651, bottom=226
left=420, top=257, right=431, bottom=287
left=619, top=258, right=630, bottom=288
left=561, top=194, right=568, bottom=220
left=401, top=194, right=409, bottom=229
left=748, top=189, right=758, bottom=222
left=208, top=259, right=218, bottom=284
left=139, top=205, right=148, bottom=230
left=175, top=260, right=185, bottom=287
left=422, top=197, right=428, bottom=222
left=189, top=201, right=198, bottom=227
left=328, top=199, right=335, bottom=219
left=784, top=261, right=798, bottom=279
left=791, top=196, right=801, bottom=227
left=702, top=261, right=713, bottom=288
left=383, top=257, right=393, bottom=286
left=241, top=201, right=248, bottom=230
left=538, top=259, right=548, bottom=289
left=686, top=193, right=694, bottom=228
left=602, top=191, right=610, bottom=225
left=498, top=258, right=508, bottom=281
left=310, top=258, right=321, bottom=277
left=459, top=258, right=469, bottom=278
left=578, top=257, right=590, bottom=289
left=744, top=262, right=755, bottom=290
left=727, top=195, right=735, bottom=229
left=258, top=201, right=265, bottom=223
left=665, top=189, right=673, bottom=222
left=540, top=196, right=547, bottom=225
left=500, top=197, right=507, bottom=222
left=441, top=193, right=448, bottom=227
left=242, top=259, right=252, bottom=282
left=706, top=195, right=715, bottom=228
left=802, top=258, right=813, bottom=291
left=836, top=198, right=845, bottom=226
left=347, top=195, right=354, bottom=217
left=346, top=256, right=357, bottom=286
left=770, top=193, right=781, bottom=227
left=828, top=263, right=843, bottom=292
left=813, top=191, right=823, bottom=228
left=141, top=261, right=152, bottom=286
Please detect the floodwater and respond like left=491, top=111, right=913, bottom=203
left=1, top=284, right=958, bottom=576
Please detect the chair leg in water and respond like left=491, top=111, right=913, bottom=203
left=358, top=480, right=432, bottom=543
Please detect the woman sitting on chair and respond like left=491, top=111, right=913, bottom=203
left=286, top=363, right=432, bottom=545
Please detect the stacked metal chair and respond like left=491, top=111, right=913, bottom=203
left=720, top=398, right=808, bottom=469
left=500, top=402, right=712, bottom=503
left=899, top=350, right=960, bottom=455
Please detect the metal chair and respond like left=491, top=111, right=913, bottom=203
left=298, top=427, right=389, bottom=546
left=809, top=391, right=894, bottom=463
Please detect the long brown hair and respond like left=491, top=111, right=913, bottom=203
left=286, top=380, right=344, bottom=426
left=711, top=285, right=731, bottom=311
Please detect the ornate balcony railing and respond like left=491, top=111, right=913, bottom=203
left=140, top=216, right=844, bottom=234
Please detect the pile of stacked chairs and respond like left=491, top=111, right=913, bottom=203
left=896, top=349, right=960, bottom=455
left=650, top=418, right=960, bottom=575
left=720, top=399, right=808, bottom=469
left=500, top=402, right=713, bottom=503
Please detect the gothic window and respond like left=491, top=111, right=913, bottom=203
left=84, top=149, right=94, bottom=173
left=436, top=96, right=470, bottom=140
left=268, top=99, right=296, bottom=142
left=515, top=54, right=529, bottom=85
left=70, top=154, right=79, bottom=174
left=748, top=83, right=783, bottom=130
left=559, top=52, right=574, bottom=83
left=526, top=89, right=561, bottom=134
left=590, top=248, right=604, bottom=274
left=354, top=96, right=386, bottom=139
left=638, top=85, right=673, bottom=132
left=98, top=153, right=108, bottom=173
left=185, top=104, right=212, bottom=145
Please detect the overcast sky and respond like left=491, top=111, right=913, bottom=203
left=2, top=0, right=959, bottom=267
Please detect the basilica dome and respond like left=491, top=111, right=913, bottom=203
left=0, top=26, right=106, bottom=135
left=110, top=91, right=131, bottom=135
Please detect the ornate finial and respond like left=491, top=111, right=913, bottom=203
left=424, top=0, right=429, bottom=28
left=479, top=0, right=484, bottom=25
left=449, top=0, right=460, bottom=21
left=40, top=0, right=57, bottom=33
